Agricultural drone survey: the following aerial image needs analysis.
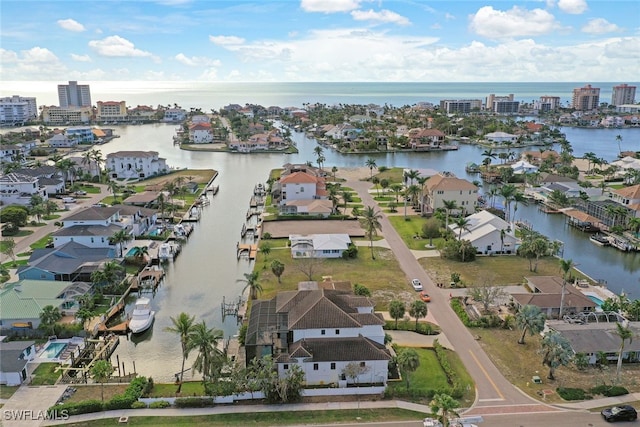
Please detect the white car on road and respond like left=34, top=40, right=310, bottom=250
left=411, top=278, right=423, bottom=291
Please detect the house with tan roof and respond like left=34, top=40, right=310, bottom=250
left=245, top=283, right=391, bottom=386
left=421, top=172, right=478, bottom=215
left=188, top=122, right=213, bottom=143
left=273, top=170, right=327, bottom=207
left=511, top=276, right=596, bottom=319
left=610, top=184, right=640, bottom=217
left=406, top=128, right=446, bottom=149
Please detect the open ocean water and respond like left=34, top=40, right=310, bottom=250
left=2, top=81, right=639, bottom=111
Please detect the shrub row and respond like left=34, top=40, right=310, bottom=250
left=48, top=400, right=103, bottom=416
left=557, top=387, right=590, bottom=401
left=384, top=320, right=439, bottom=336
left=433, top=340, right=463, bottom=398
left=450, top=299, right=472, bottom=326
left=149, top=400, right=171, bottom=409
left=557, top=385, right=628, bottom=401
left=174, top=397, right=214, bottom=408
left=591, top=385, right=628, bottom=397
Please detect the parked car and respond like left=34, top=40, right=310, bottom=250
left=419, top=291, right=431, bottom=302
left=74, top=190, right=87, bottom=195
left=601, top=405, right=637, bottom=422
left=411, top=278, right=423, bottom=291
left=62, top=197, right=76, bottom=203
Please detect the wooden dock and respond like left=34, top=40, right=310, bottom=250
left=236, top=243, right=257, bottom=260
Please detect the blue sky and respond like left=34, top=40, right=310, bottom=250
left=1, top=0, right=638, bottom=82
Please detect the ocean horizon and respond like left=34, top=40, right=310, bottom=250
left=2, top=81, right=638, bottom=111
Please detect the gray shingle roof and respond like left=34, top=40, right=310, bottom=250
left=0, top=341, right=35, bottom=373
left=19, top=241, right=113, bottom=275
left=63, top=206, right=120, bottom=221
left=52, top=224, right=122, bottom=237
left=286, top=337, right=391, bottom=362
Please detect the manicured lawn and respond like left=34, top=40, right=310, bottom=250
left=0, top=385, right=19, bottom=399
left=2, top=229, right=33, bottom=238
left=149, top=381, right=205, bottom=398
left=30, top=363, right=61, bottom=385
left=66, top=384, right=128, bottom=404
left=388, top=216, right=445, bottom=250
left=43, top=214, right=61, bottom=220
left=30, top=234, right=53, bottom=249
left=256, top=246, right=409, bottom=310
left=374, top=167, right=405, bottom=184
left=1, top=259, right=28, bottom=268
left=419, top=256, right=589, bottom=287
left=65, top=408, right=424, bottom=426
left=79, top=185, right=101, bottom=194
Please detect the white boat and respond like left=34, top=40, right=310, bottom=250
left=158, top=243, right=173, bottom=261
left=589, top=233, right=610, bottom=246
left=128, top=297, right=155, bottom=334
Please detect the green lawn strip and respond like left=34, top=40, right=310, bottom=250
left=65, top=408, right=423, bottom=426
left=419, top=256, right=590, bottom=287
left=79, top=185, right=101, bottom=194
left=387, top=216, right=442, bottom=250
left=17, top=252, right=32, bottom=257
left=4, top=230, right=34, bottom=238
left=30, top=363, right=61, bottom=385
left=43, top=214, right=61, bottom=220
left=392, top=347, right=450, bottom=394
left=256, top=246, right=408, bottom=310
left=0, top=385, right=19, bottom=399
left=374, top=167, right=405, bottom=184
left=149, top=381, right=205, bottom=398
left=1, top=259, right=28, bottom=268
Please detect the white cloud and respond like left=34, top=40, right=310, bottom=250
left=209, top=35, right=245, bottom=46
left=70, top=53, right=92, bottom=62
left=57, top=18, right=86, bottom=32
left=469, top=6, right=561, bottom=39
left=350, top=9, right=411, bottom=26
left=300, top=0, right=362, bottom=13
left=557, top=0, right=588, bottom=14
left=582, top=18, right=621, bottom=34
left=0, top=47, right=67, bottom=80
left=174, top=53, right=221, bottom=67
left=0, top=48, right=19, bottom=63
left=88, top=36, right=153, bottom=57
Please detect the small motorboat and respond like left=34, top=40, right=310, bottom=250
left=589, top=233, right=610, bottom=247
left=128, top=297, right=155, bottom=334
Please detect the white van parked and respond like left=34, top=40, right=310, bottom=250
left=62, top=197, right=76, bottom=203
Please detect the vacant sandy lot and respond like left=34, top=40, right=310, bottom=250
left=262, top=219, right=365, bottom=239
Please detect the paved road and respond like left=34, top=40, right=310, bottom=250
left=347, top=179, right=552, bottom=415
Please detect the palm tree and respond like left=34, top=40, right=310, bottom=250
left=409, top=300, right=428, bottom=330
left=91, top=360, right=113, bottom=402
left=237, top=271, right=263, bottom=300
left=403, top=169, right=420, bottom=186
left=615, top=134, right=623, bottom=156
left=164, top=312, right=196, bottom=392
left=129, top=246, right=149, bottom=264
left=39, top=305, right=62, bottom=336
left=481, top=148, right=497, bottom=167
left=365, top=158, right=377, bottom=180
left=430, top=393, right=460, bottom=427
left=397, top=348, right=420, bottom=390
left=388, top=300, right=405, bottom=329
left=390, top=183, right=403, bottom=203
left=271, top=260, right=285, bottom=284
left=91, top=149, right=104, bottom=178
left=516, top=304, right=546, bottom=344
left=452, top=217, right=471, bottom=240
left=540, top=330, right=573, bottom=380
left=614, top=322, right=633, bottom=381
left=499, top=184, right=517, bottom=222
left=82, top=150, right=94, bottom=178
left=406, top=184, right=421, bottom=209
left=558, top=258, right=575, bottom=319
left=442, top=200, right=458, bottom=229
left=107, top=180, right=121, bottom=203
left=109, top=229, right=132, bottom=257
left=359, top=206, right=382, bottom=259
left=189, top=320, right=225, bottom=382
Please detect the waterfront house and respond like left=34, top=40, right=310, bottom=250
left=547, top=321, right=640, bottom=365
left=0, top=173, right=47, bottom=206
left=53, top=206, right=129, bottom=250
left=110, top=204, right=158, bottom=236
left=122, top=191, right=161, bottom=207
left=162, top=108, right=186, bottom=122
left=610, top=184, right=640, bottom=218
left=17, top=241, right=114, bottom=281
left=448, top=210, right=519, bottom=255
left=421, top=172, right=478, bottom=216
left=406, top=128, right=446, bottom=149
left=273, top=170, right=327, bottom=207
left=289, top=234, right=352, bottom=258
left=106, top=151, right=168, bottom=179
left=65, top=126, right=95, bottom=144
left=0, top=339, right=36, bottom=386
left=510, top=160, right=538, bottom=175
left=484, top=132, right=518, bottom=144
left=47, top=133, right=76, bottom=148
left=245, top=283, right=391, bottom=387
left=281, top=199, right=334, bottom=217
left=0, top=142, right=34, bottom=164
left=0, top=279, right=92, bottom=329
left=511, top=276, right=596, bottom=319
left=188, top=122, right=213, bottom=143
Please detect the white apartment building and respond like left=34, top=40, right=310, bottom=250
left=163, top=108, right=186, bottom=122
left=96, top=101, right=128, bottom=122
left=0, top=96, right=38, bottom=125
left=41, top=106, right=92, bottom=125
left=106, top=151, right=168, bottom=179
left=58, top=81, right=92, bottom=108
left=611, top=84, right=636, bottom=106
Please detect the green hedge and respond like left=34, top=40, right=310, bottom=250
left=174, top=397, right=214, bottom=408
left=48, top=400, right=103, bottom=416
left=591, top=385, right=629, bottom=397
left=131, top=401, right=147, bottom=409
left=149, top=400, right=171, bottom=409
left=557, top=387, right=590, bottom=401
left=104, top=395, right=136, bottom=410
left=384, top=320, right=439, bottom=335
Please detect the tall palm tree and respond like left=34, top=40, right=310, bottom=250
left=614, top=322, right=633, bottom=381
left=189, top=320, right=225, bottom=382
left=615, top=134, right=623, bottom=156
left=237, top=271, right=263, bottom=300
left=359, top=206, right=382, bottom=260
left=91, top=149, right=104, bottom=179
left=109, top=229, right=132, bottom=257
left=39, top=305, right=62, bottom=336
left=397, top=348, right=420, bottom=390
left=430, top=393, right=460, bottom=427
left=515, top=304, right=546, bottom=344
left=558, top=257, right=575, bottom=319
left=481, top=148, right=497, bottom=167
left=164, top=312, right=196, bottom=392
left=452, top=216, right=471, bottom=240
left=499, top=184, right=517, bottom=222
left=409, top=300, right=428, bottom=330
left=442, top=200, right=458, bottom=229
left=365, top=158, right=377, bottom=180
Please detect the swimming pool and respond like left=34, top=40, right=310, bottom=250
left=41, top=342, right=67, bottom=359
left=125, top=247, right=138, bottom=257
left=587, top=295, right=604, bottom=306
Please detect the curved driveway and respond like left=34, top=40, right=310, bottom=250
left=348, top=179, right=556, bottom=415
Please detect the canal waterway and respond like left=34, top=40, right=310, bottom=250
left=55, top=123, right=640, bottom=380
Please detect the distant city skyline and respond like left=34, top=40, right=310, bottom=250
left=1, top=0, right=638, bottom=83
